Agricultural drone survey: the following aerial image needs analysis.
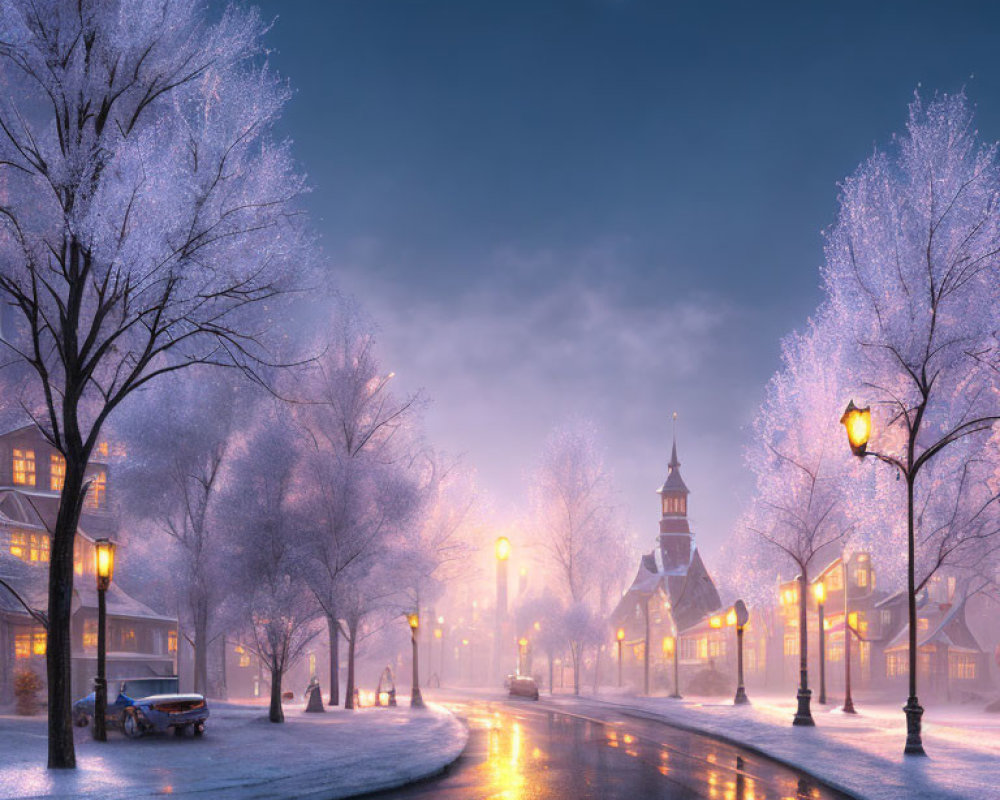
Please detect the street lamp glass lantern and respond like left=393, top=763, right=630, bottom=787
left=408, top=612, right=419, bottom=630
left=94, top=538, right=115, bottom=591
left=813, top=581, right=826, bottom=604
left=840, top=401, right=871, bottom=457
left=495, top=536, right=511, bottom=561
left=616, top=627, right=625, bottom=641
left=726, top=608, right=737, bottom=626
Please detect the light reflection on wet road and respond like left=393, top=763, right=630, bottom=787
left=369, top=695, right=856, bottom=800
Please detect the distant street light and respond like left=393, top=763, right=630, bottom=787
left=616, top=628, right=625, bottom=688
left=732, top=600, right=750, bottom=705
left=93, top=538, right=116, bottom=741
left=408, top=613, right=424, bottom=708
left=814, top=581, right=827, bottom=704
left=841, top=399, right=924, bottom=755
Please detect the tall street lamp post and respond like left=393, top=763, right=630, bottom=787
left=842, top=557, right=856, bottom=714
left=408, top=613, right=424, bottom=709
left=616, top=628, right=625, bottom=688
left=495, top=537, right=510, bottom=683
left=93, top=538, right=116, bottom=742
left=841, top=400, right=923, bottom=754
left=732, top=600, right=750, bottom=705
left=814, top=581, right=827, bottom=704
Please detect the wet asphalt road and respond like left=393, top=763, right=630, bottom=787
left=368, top=693, right=856, bottom=800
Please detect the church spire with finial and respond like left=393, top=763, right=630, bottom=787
left=657, top=411, right=693, bottom=570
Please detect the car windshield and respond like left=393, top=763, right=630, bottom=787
left=119, top=678, right=179, bottom=699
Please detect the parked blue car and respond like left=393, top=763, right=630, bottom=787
left=73, top=676, right=209, bottom=738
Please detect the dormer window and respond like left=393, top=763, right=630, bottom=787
left=84, top=470, right=107, bottom=510
left=13, top=448, right=35, bottom=486
left=50, top=454, right=66, bottom=492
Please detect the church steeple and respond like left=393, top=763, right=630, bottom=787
left=657, top=413, right=693, bottom=572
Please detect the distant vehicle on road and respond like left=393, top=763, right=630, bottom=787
left=508, top=676, right=539, bottom=700
left=73, top=676, right=209, bottom=739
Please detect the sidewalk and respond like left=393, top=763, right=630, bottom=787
left=544, top=690, right=1000, bottom=800
left=0, top=699, right=468, bottom=799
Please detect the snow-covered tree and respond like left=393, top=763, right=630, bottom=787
left=0, top=0, right=310, bottom=766
left=743, top=319, right=853, bottom=725
left=115, top=370, right=252, bottom=697
left=529, top=420, right=629, bottom=694
left=230, top=405, right=317, bottom=723
left=823, top=93, right=1000, bottom=744
left=293, top=304, right=420, bottom=706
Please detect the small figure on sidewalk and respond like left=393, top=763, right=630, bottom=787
left=304, top=676, right=325, bottom=713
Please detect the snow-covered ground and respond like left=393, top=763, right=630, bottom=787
left=546, top=690, right=1000, bottom=800
left=0, top=699, right=468, bottom=800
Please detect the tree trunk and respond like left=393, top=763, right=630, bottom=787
left=571, top=642, right=580, bottom=696
left=345, top=625, right=357, bottom=710
left=217, top=635, right=228, bottom=700
left=327, top=614, right=339, bottom=707
left=548, top=653, right=554, bottom=695
left=269, top=666, right=284, bottom=723
left=47, top=457, right=86, bottom=769
left=193, top=601, right=208, bottom=696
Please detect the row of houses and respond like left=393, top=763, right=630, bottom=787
left=610, top=433, right=995, bottom=701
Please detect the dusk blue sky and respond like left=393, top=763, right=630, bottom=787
left=251, top=0, right=1000, bottom=561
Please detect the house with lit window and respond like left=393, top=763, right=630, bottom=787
left=874, top=575, right=989, bottom=700
left=0, top=422, right=178, bottom=703
left=610, top=433, right=728, bottom=692
left=772, top=553, right=990, bottom=700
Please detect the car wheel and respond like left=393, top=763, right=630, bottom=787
left=122, top=710, right=144, bottom=739
left=194, top=723, right=205, bottom=737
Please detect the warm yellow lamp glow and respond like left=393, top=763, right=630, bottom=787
left=840, top=401, right=871, bottom=457
left=407, top=612, right=419, bottom=630
left=662, top=636, right=675, bottom=654
left=518, top=637, right=528, bottom=647
left=495, top=536, right=511, bottom=561
left=813, top=581, right=826, bottom=604
left=533, top=621, right=541, bottom=631
left=616, top=627, right=625, bottom=641
left=94, top=538, right=115, bottom=591
left=726, top=608, right=737, bottom=626
left=434, top=628, right=442, bottom=639
left=709, top=615, right=722, bottom=629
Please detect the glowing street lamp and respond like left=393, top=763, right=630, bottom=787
left=408, top=613, right=424, bottom=708
left=841, top=399, right=925, bottom=754
left=93, top=538, right=116, bottom=741
left=732, top=600, right=750, bottom=705
left=616, top=628, right=625, bottom=688
left=840, top=401, right=871, bottom=457
left=814, top=581, right=827, bottom=704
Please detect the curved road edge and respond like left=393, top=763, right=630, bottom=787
left=533, top=696, right=867, bottom=800
left=334, top=702, right=470, bottom=800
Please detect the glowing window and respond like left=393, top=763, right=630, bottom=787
left=13, top=448, right=35, bottom=486
left=854, top=567, right=868, bottom=588
left=239, top=652, right=251, bottom=668
left=83, top=619, right=97, bottom=649
left=783, top=635, right=799, bottom=656
left=949, top=654, right=976, bottom=680
left=32, top=630, right=46, bottom=655
left=886, top=652, right=908, bottom=677
left=9, top=530, right=27, bottom=560
left=697, top=637, right=708, bottom=659
left=50, top=454, right=65, bottom=492
left=30, top=533, right=48, bottom=562
left=14, top=632, right=30, bottom=658
left=84, top=471, right=106, bottom=510
left=168, top=631, right=177, bottom=653
left=918, top=618, right=929, bottom=632
left=96, top=441, right=109, bottom=457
